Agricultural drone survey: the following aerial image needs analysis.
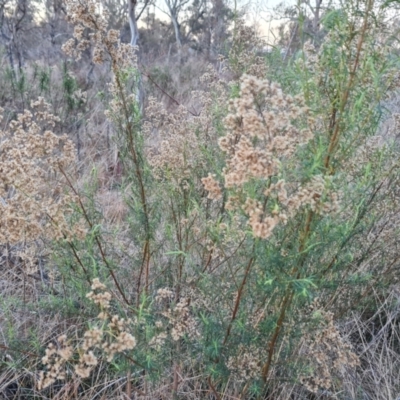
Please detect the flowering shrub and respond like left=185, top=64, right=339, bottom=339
left=2, top=0, right=400, bottom=399
left=38, top=279, right=136, bottom=389
left=0, top=99, right=82, bottom=245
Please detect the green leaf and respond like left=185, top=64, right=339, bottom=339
left=165, top=250, right=187, bottom=257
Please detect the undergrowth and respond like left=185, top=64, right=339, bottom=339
left=1, top=0, right=400, bottom=399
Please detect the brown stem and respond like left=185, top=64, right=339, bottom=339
left=324, top=0, right=374, bottom=169
left=299, top=210, right=313, bottom=254
left=44, top=209, right=91, bottom=283
left=261, top=290, right=294, bottom=382
left=170, top=200, right=184, bottom=300
left=123, top=354, right=146, bottom=369
left=207, top=235, right=247, bottom=276
left=223, top=257, right=254, bottom=345
left=207, top=376, right=221, bottom=400
left=67, top=242, right=91, bottom=284
left=136, top=240, right=149, bottom=307
left=103, top=39, right=152, bottom=303
left=59, top=167, right=131, bottom=306
left=202, top=248, right=214, bottom=273
left=84, top=0, right=151, bottom=259
left=261, top=207, right=314, bottom=382
left=125, top=369, right=131, bottom=400
left=172, top=361, right=181, bottom=399
left=140, top=65, right=199, bottom=117
left=0, top=343, right=37, bottom=357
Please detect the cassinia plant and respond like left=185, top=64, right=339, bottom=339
left=2, top=0, right=400, bottom=398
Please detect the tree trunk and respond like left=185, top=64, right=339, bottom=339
left=128, top=0, right=139, bottom=46
left=127, top=0, right=143, bottom=111
left=312, top=0, right=322, bottom=36
left=170, top=13, right=182, bottom=55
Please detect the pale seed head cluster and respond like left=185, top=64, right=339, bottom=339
left=38, top=279, right=136, bottom=388
left=201, top=174, right=222, bottom=200
left=300, top=308, right=360, bottom=394
left=145, top=65, right=228, bottom=192
left=37, top=335, right=73, bottom=390
left=86, top=278, right=112, bottom=309
left=202, top=74, right=338, bottom=239
left=0, top=99, right=84, bottom=246
left=228, top=19, right=267, bottom=79
left=226, top=344, right=266, bottom=383
left=220, top=75, right=313, bottom=185
left=62, top=0, right=138, bottom=130
left=145, top=103, right=205, bottom=189
left=62, top=0, right=136, bottom=68
left=155, top=289, right=199, bottom=342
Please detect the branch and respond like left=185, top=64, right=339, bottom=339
left=140, top=65, right=200, bottom=116
left=136, top=0, right=152, bottom=21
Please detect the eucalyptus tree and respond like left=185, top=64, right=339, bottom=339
left=157, top=0, right=190, bottom=56
left=0, top=0, right=35, bottom=77
left=185, top=0, right=233, bottom=58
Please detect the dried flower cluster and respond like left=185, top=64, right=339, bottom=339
left=205, top=75, right=339, bottom=238
left=227, top=20, right=267, bottom=79
left=227, top=344, right=266, bottom=382
left=146, top=66, right=226, bottom=191
left=80, top=280, right=136, bottom=369
left=201, top=174, right=222, bottom=200
left=220, top=75, right=313, bottom=185
left=148, top=330, right=167, bottom=351
left=155, top=288, right=199, bottom=341
left=0, top=98, right=84, bottom=245
left=143, top=66, right=227, bottom=197
left=300, top=308, right=360, bottom=393
left=62, top=0, right=139, bottom=134
left=146, top=101, right=202, bottom=188
left=86, top=278, right=112, bottom=309
left=38, top=279, right=136, bottom=389
left=37, top=335, right=73, bottom=390
left=62, top=0, right=136, bottom=68
left=106, top=317, right=136, bottom=355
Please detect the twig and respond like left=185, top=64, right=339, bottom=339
left=223, top=257, right=254, bottom=345
left=207, top=376, right=221, bottom=400
left=58, top=167, right=131, bottom=306
left=324, top=0, right=374, bottom=169
left=139, top=65, right=200, bottom=117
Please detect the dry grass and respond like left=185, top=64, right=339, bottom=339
left=1, top=0, right=400, bottom=399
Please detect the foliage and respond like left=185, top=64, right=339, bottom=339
left=1, top=0, right=400, bottom=399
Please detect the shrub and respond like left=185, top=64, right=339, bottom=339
left=2, top=0, right=400, bottom=398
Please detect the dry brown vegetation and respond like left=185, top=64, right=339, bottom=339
left=1, top=0, right=400, bottom=399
